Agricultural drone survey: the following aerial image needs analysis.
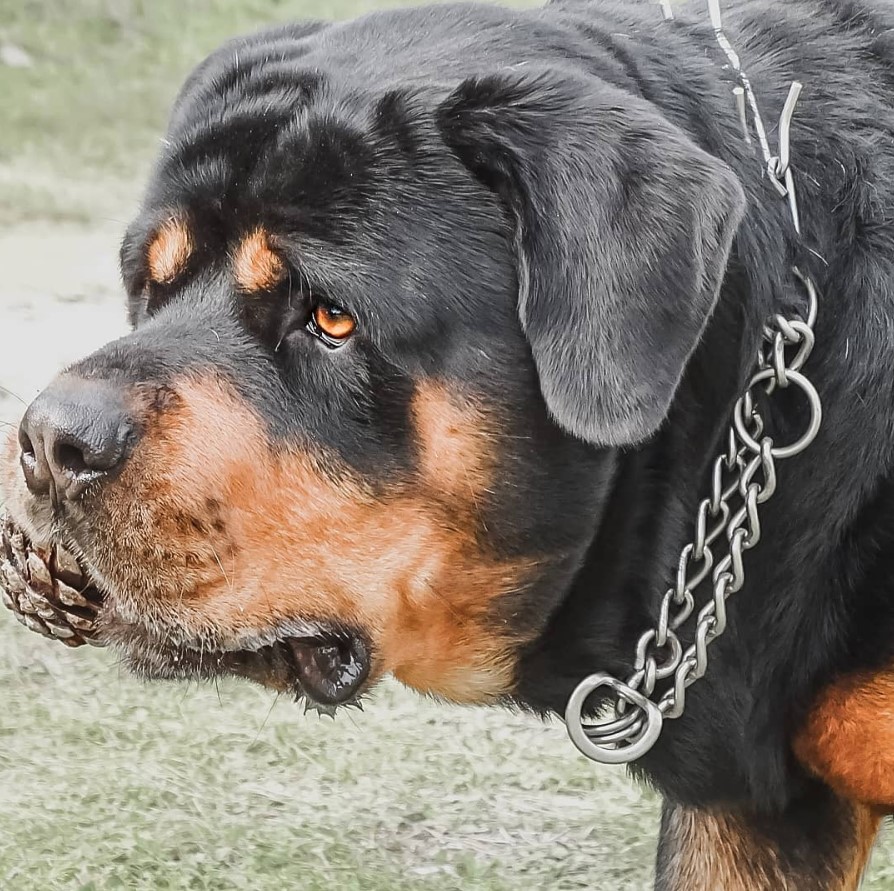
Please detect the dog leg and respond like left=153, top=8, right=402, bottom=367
left=654, top=794, right=879, bottom=891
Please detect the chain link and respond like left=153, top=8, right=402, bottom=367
left=565, top=1, right=823, bottom=765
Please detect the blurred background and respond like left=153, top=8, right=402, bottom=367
left=0, top=1, right=891, bottom=889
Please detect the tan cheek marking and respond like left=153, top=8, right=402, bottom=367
left=232, top=229, right=286, bottom=293
left=146, top=217, right=193, bottom=284
left=658, top=803, right=880, bottom=890
left=412, top=381, right=494, bottom=504
left=794, top=667, right=894, bottom=807
left=95, top=376, right=535, bottom=703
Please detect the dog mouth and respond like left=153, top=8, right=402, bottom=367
left=0, top=514, right=372, bottom=708
left=126, top=629, right=373, bottom=709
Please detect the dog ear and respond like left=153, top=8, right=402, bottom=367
left=437, top=68, right=746, bottom=446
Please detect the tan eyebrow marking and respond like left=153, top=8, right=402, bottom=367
left=146, top=216, right=193, bottom=284
left=233, top=228, right=287, bottom=293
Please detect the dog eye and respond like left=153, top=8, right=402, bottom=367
left=309, top=302, right=356, bottom=345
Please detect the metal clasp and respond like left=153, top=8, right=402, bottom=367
left=564, top=673, right=664, bottom=765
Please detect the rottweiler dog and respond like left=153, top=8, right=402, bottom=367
left=3, top=0, right=894, bottom=887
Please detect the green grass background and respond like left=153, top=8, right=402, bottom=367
left=1, top=0, right=893, bottom=888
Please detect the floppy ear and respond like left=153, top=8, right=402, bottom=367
left=437, top=68, right=746, bottom=446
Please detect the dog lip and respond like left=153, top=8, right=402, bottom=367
left=212, top=631, right=372, bottom=705
left=126, top=627, right=374, bottom=707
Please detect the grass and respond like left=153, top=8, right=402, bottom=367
left=0, top=0, right=427, bottom=223
left=0, top=0, right=421, bottom=171
left=0, top=625, right=662, bottom=891
left=2, top=0, right=894, bottom=888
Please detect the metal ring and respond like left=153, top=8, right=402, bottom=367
left=755, top=439, right=777, bottom=503
left=774, top=314, right=800, bottom=344
left=577, top=702, right=643, bottom=742
left=703, top=504, right=730, bottom=550
left=678, top=542, right=713, bottom=593
left=767, top=157, right=789, bottom=197
left=734, top=369, right=822, bottom=459
left=588, top=711, right=646, bottom=746
left=783, top=167, right=801, bottom=236
left=669, top=590, right=695, bottom=631
left=565, top=673, right=664, bottom=765
left=654, top=631, right=683, bottom=679
left=692, top=501, right=709, bottom=561
left=771, top=332, right=789, bottom=387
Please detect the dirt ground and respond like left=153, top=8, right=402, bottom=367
left=0, top=223, right=129, bottom=425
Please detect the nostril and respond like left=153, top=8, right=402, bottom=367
left=54, top=441, right=90, bottom=476
left=18, top=428, right=36, bottom=461
left=51, top=424, right=132, bottom=478
left=17, top=425, right=49, bottom=495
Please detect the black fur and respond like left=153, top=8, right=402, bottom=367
left=10, top=0, right=894, bottom=882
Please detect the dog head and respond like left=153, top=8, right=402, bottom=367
left=1, top=10, right=744, bottom=710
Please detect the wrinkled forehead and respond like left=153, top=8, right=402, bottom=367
left=119, top=83, right=516, bottom=351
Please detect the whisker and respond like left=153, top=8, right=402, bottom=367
left=0, top=384, right=27, bottom=406
left=252, top=691, right=282, bottom=746
left=422, top=578, right=464, bottom=621
left=210, top=544, right=234, bottom=592
left=297, top=261, right=312, bottom=304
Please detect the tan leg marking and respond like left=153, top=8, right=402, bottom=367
left=657, top=801, right=880, bottom=891
left=794, top=667, right=894, bottom=807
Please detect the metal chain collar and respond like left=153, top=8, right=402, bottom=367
left=564, top=0, right=823, bottom=765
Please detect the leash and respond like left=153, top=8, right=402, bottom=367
left=564, top=0, right=823, bottom=765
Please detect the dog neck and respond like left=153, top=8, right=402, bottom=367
left=512, top=4, right=826, bottom=807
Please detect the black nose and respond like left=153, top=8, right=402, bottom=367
left=18, top=377, right=136, bottom=501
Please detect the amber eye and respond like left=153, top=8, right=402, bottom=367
left=310, top=303, right=356, bottom=344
